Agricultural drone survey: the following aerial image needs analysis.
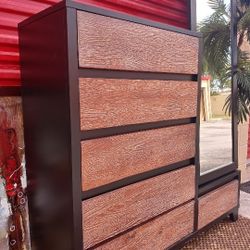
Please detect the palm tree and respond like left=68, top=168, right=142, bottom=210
left=200, top=0, right=250, bottom=122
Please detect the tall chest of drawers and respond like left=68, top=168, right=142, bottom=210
left=19, top=1, right=239, bottom=250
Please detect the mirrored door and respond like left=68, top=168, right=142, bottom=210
left=197, top=0, right=237, bottom=183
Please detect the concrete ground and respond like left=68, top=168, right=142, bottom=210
left=200, top=120, right=232, bottom=174
left=239, top=190, right=250, bottom=219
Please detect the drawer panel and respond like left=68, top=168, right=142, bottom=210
left=79, top=78, right=198, bottom=130
left=83, top=166, right=195, bottom=249
left=77, top=11, right=199, bottom=74
left=92, top=201, right=195, bottom=250
left=81, top=124, right=195, bottom=191
left=198, top=180, right=239, bottom=229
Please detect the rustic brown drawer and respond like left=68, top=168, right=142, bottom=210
left=77, top=11, right=199, bottom=74
left=83, top=165, right=195, bottom=249
left=79, top=78, right=198, bottom=130
left=92, top=201, right=194, bottom=250
left=198, top=180, right=239, bottom=229
left=81, top=124, right=195, bottom=191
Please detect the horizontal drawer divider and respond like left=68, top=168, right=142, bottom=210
left=87, top=199, right=195, bottom=250
left=80, top=117, right=196, bottom=140
left=199, top=162, right=236, bottom=185
left=198, top=170, right=240, bottom=197
left=78, top=68, right=198, bottom=81
left=82, top=158, right=195, bottom=200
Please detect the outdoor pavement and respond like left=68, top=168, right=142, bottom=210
left=200, top=120, right=232, bottom=174
left=239, top=190, right=250, bottom=219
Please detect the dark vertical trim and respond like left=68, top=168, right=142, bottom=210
left=231, top=0, right=238, bottom=166
left=189, top=0, right=197, bottom=31
left=19, top=7, right=75, bottom=250
left=66, top=7, right=83, bottom=250
left=237, top=170, right=241, bottom=208
left=194, top=37, right=203, bottom=231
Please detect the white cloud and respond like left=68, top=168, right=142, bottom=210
left=197, top=0, right=230, bottom=23
left=197, top=0, right=214, bottom=23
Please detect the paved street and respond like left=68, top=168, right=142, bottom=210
left=200, top=120, right=232, bottom=174
left=240, top=191, right=250, bottom=219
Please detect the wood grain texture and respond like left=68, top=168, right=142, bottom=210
left=79, top=78, right=198, bottom=130
left=92, top=201, right=195, bottom=250
left=0, top=97, right=24, bottom=148
left=82, top=165, right=195, bottom=249
left=77, top=11, right=199, bottom=74
left=198, top=180, right=239, bottom=229
left=81, top=124, right=195, bottom=191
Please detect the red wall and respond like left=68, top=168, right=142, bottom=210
left=0, top=0, right=191, bottom=89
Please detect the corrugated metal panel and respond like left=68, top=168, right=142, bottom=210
left=0, top=0, right=190, bottom=88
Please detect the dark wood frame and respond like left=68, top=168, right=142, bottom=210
left=18, top=0, right=240, bottom=249
left=0, top=86, right=21, bottom=96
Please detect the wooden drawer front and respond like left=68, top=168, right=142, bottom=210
left=77, top=11, right=199, bottom=74
left=81, top=124, right=195, bottom=191
left=198, top=180, right=239, bottom=229
left=83, top=166, right=195, bottom=249
left=92, top=201, right=195, bottom=250
left=79, top=78, right=198, bottom=130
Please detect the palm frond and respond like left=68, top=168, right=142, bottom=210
left=208, top=0, right=229, bottom=16
left=223, top=87, right=250, bottom=123
left=223, top=50, right=250, bottom=122
left=223, top=94, right=232, bottom=116
left=200, top=16, right=230, bottom=77
left=238, top=8, right=250, bottom=43
left=201, top=0, right=250, bottom=123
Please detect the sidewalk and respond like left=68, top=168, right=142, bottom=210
left=239, top=190, right=250, bottom=219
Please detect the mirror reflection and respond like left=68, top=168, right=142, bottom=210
left=198, top=0, right=233, bottom=175
left=200, top=76, right=232, bottom=174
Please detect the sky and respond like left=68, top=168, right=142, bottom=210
left=197, top=0, right=230, bottom=23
